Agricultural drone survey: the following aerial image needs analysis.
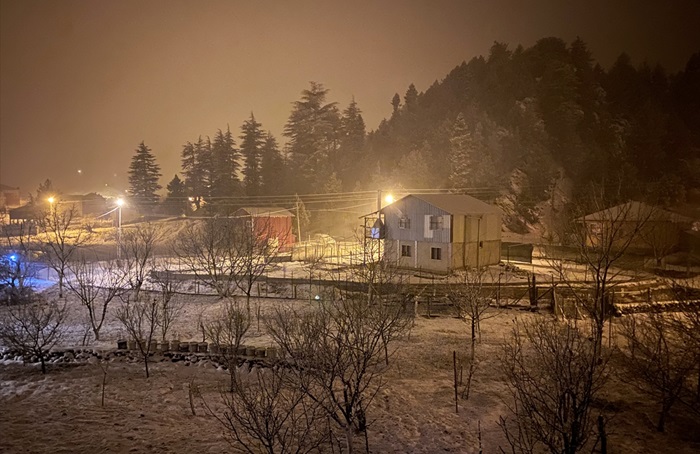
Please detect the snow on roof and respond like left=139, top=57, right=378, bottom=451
left=397, top=194, right=501, bottom=215
left=582, top=201, right=694, bottom=223
left=235, top=207, right=294, bottom=217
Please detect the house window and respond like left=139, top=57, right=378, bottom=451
left=429, top=215, right=443, bottom=230
left=431, top=247, right=442, bottom=260
left=401, top=245, right=411, bottom=257
left=399, top=217, right=411, bottom=229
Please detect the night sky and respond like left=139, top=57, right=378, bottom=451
left=1, top=0, right=699, bottom=196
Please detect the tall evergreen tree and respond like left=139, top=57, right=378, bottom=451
left=337, top=97, right=366, bottom=189
left=209, top=127, right=240, bottom=211
left=180, top=139, right=208, bottom=210
left=260, top=132, right=284, bottom=195
left=283, top=82, right=340, bottom=193
left=239, top=113, right=265, bottom=196
left=128, top=141, right=161, bottom=208
left=449, top=113, right=473, bottom=189
left=391, top=93, right=401, bottom=115
left=164, top=174, right=188, bottom=215
left=404, top=83, right=418, bottom=108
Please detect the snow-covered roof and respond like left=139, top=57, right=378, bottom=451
left=582, top=201, right=694, bottom=224
left=235, top=207, right=294, bottom=217
left=392, top=194, right=501, bottom=216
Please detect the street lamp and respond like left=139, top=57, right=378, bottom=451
left=116, top=198, right=124, bottom=258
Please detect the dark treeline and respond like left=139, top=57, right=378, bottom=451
left=138, top=37, right=698, bottom=229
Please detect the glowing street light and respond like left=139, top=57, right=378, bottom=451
left=47, top=196, right=55, bottom=205
left=384, top=194, right=394, bottom=205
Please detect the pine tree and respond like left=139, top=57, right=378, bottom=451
left=391, top=93, right=401, bottom=115
left=260, top=132, right=284, bottom=195
left=128, top=141, right=161, bottom=208
left=240, top=113, right=265, bottom=196
left=283, top=82, right=340, bottom=193
left=449, top=113, right=473, bottom=189
left=337, top=97, right=366, bottom=189
left=164, top=174, right=188, bottom=215
left=180, top=139, right=208, bottom=210
left=404, top=83, right=418, bottom=109
left=209, top=127, right=240, bottom=212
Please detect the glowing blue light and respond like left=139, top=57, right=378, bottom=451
left=9, top=254, right=16, bottom=262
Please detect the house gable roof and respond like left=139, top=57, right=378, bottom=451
left=582, top=201, right=694, bottom=224
left=235, top=207, right=294, bottom=217
left=392, top=194, right=501, bottom=216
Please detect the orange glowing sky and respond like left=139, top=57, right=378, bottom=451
left=1, top=0, right=698, bottom=196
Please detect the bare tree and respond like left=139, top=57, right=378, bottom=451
left=330, top=234, right=415, bottom=367
left=119, top=223, right=161, bottom=301
left=665, top=279, right=700, bottom=403
left=0, top=223, right=39, bottom=304
left=617, top=313, right=696, bottom=432
left=268, top=296, right=395, bottom=454
left=205, top=297, right=251, bottom=392
left=115, top=295, right=160, bottom=378
left=447, top=268, right=498, bottom=357
left=232, top=214, right=284, bottom=315
left=499, top=317, right=607, bottom=454
left=65, top=254, right=124, bottom=341
left=174, top=216, right=282, bottom=314
left=0, top=299, right=66, bottom=374
left=150, top=269, right=183, bottom=342
left=207, top=366, right=329, bottom=454
left=36, top=201, right=90, bottom=298
left=173, top=218, right=240, bottom=298
left=551, top=189, right=651, bottom=354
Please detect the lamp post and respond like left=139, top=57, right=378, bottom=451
left=116, top=198, right=124, bottom=258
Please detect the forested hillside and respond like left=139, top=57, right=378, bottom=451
left=365, top=37, right=699, bottom=231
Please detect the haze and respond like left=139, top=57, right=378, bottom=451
left=1, top=0, right=698, bottom=195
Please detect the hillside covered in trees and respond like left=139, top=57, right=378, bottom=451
left=149, top=37, right=698, bottom=233
left=366, top=37, right=700, bottom=230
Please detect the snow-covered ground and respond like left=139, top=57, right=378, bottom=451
left=2, top=280, right=699, bottom=453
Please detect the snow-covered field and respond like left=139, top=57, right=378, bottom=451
left=1, top=284, right=699, bottom=453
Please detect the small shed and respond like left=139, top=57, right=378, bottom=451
left=234, top=207, right=296, bottom=250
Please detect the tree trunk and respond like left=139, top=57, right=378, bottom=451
left=345, top=424, right=354, bottom=454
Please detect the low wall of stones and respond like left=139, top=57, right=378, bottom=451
left=1, top=341, right=281, bottom=370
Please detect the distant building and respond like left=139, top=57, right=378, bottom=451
left=7, top=193, right=108, bottom=226
left=234, top=207, right=296, bottom=250
left=60, top=193, right=108, bottom=217
left=371, top=194, right=502, bottom=273
left=0, top=184, right=21, bottom=209
left=580, top=201, right=694, bottom=255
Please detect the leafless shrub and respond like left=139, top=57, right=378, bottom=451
left=119, top=223, right=161, bottom=301
left=0, top=224, right=39, bottom=305
left=65, top=254, right=124, bottom=341
left=205, top=297, right=251, bottom=392
left=0, top=298, right=66, bottom=374
left=499, top=317, right=607, bottom=454
left=267, top=296, right=395, bottom=454
left=150, top=269, right=183, bottom=342
left=36, top=202, right=91, bottom=298
left=447, top=268, right=498, bottom=357
left=173, top=216, right=281, bottom=314
left=115, top=295, right=160, bottom=378
left=617, top=313, right=696, bottom=432
left=207, top=366, right=328, bottom=454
